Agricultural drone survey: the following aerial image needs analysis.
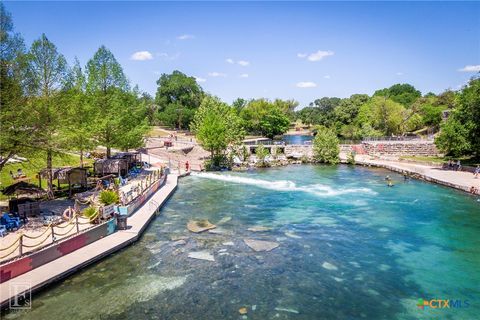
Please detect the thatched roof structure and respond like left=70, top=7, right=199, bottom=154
left=2, top=181, right=46, bottom=197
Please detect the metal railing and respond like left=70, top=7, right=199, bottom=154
left=362, top=136, right=433, bottom=142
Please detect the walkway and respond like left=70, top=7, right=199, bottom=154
left=0, top=174, right=179, bottom=309
left=354, top=155, right=480, bottom=193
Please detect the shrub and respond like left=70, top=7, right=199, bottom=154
left=99, top=190, right=119, bottom=206
left=313, top=126, right=340, bottom=164
left=255, top=144, right=270, bottom=167
left=347, top=152, right=356, bottom=165
left=83, top=206, right=98, bottom=220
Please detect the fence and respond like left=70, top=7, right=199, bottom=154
left=0, top=211, right=103, bottom=262
left=362, top=136, right=434, bottom=142
left=1, top=169, right=166, bottom=262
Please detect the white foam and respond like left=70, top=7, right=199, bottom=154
left=192, top=172, right=377, bottom=198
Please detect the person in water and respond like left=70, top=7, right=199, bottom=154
left=388, top=181, right=394, bottom=187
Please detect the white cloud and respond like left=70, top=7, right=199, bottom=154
left=239, top=73, right=249, bottom=78
left=237, top=60, right=250, bottom=66
left=130, top=51, right=153, bottom=61
left=208, top=72, right=227, bottom=77
left=324, top=75, right=331, bottom=79
left=177, top=34, right=195, bottom=40
left=298, top=50, right=334, bottom=62
left=396, top=72, right=404, bottom=76
left=194, top=76, right=206, bottom=83
left=458, top=65, right=480, bottom=72
left=296, top=81, right=317, bottom=88
left=225, top=58, right=250, bottom=66
left=157, top=52, right=180, bottom=61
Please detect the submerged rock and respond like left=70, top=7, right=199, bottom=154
left=284, top=231, right=302, bottom=239
left=247, top=226, right=271, bottom=232
left=188, top=251, right=215, bottom=262
left=275, top=307, right=299, bottom=314
left=187, top=220, right=216, bottom=233
left=322, top=262, right=338, bottom=271
left=172, top=239, right=186, bottom=246
left=239, top=307, right=248, bottom=314
left=217, top=216, right=232, bottom=225
left=244, top=239, right=279, bottom=252
left=208, top=228, right=230, bottom=235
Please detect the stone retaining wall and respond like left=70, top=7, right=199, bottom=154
left=361, top=141, right=440, bottom=156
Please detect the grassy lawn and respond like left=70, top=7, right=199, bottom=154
left=0, top=153, right=93, bottom=200
left=400, top=155, right=480, bottom=166
left=147, top=127, right=171, bottom=137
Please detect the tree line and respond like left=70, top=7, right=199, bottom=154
left=0, top=4, right=150, bottom=192
left=2, top=2, right=478, bottom=181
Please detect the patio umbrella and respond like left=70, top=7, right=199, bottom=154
left=2, top=181, right=46, bottom=197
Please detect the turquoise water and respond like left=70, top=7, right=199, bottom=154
left=5, top=165, right=480, bottom=320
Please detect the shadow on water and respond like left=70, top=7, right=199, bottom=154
left=4, top=165, right=479, bottom=320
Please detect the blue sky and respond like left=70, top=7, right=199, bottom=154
left=5, top=1, right=480, bottom=107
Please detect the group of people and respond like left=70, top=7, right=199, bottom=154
left=9, top=168, right=26, bottom=180
left=446, top=160, right=462, bottom=171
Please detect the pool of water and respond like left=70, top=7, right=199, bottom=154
left=281, top=134, right=312, bottom=145
left=5, top=165, right=480, bottom=320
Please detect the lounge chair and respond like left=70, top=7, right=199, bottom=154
left=1, top=213, right=21, bottom=231
left=0, top=225, right=7, bottom=237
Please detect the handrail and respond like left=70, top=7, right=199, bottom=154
left=1, top=169, right=167, bottom=263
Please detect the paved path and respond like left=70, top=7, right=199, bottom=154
left=354, top=155, right=480, bottom=193
left=0, top=174, right=178, bottom=309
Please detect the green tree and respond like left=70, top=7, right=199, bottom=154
left=358, top=96, right=407, bottom=136
left=86, top=46, right=130, bottom=157
left=434, top=118, right=470, bottom=157
left=0, top=3, right=35, bottom=171
left=232, top=98, right=247, bottom=114
left=455, top=77, right=480, bottom=155
left=255, top=144, right=269, bottom=167
left=26, top=34, right=68, bottom=194
left=191, top=96, right=244, bottom=167
left=62, top=58, right=95, bottom=167
left=155, top=70, right=204, bottom=129
left=298, top=97, right=342, bottom=127
left=312, top=126, right=340, bottom=164
left=240, top=99, right=290, bottom=138
left=374, top=83, right=421, bottom=107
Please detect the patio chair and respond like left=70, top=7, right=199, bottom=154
left=1, top=213, right=21, bottom=231
left=0, top=225, right=7, bottom=237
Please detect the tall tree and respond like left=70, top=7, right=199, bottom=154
left=313, top=126, right=340, bottom=164
left=155, top=70, right=204, bottom=129
left=0, top=3, right=35, bottom=171
left=62, top=58, right=95, bottom=167
left=86, top=46, right=129, bottom=157
left=191, top=96, right=244, bottom=167
left=240, top=99, right=290, bottom=138
left=26, top=34, right=68, bottom=195
left=374, top=83, right=421, bottom=107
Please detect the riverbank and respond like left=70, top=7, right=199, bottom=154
left=0, top=173, right=179, bottom=310
left=352, top=155, right=480, bottom=195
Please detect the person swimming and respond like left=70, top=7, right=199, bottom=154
left=385, top=175, right=391, bottom=181
left=387, top=181, right=394, bottom=187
